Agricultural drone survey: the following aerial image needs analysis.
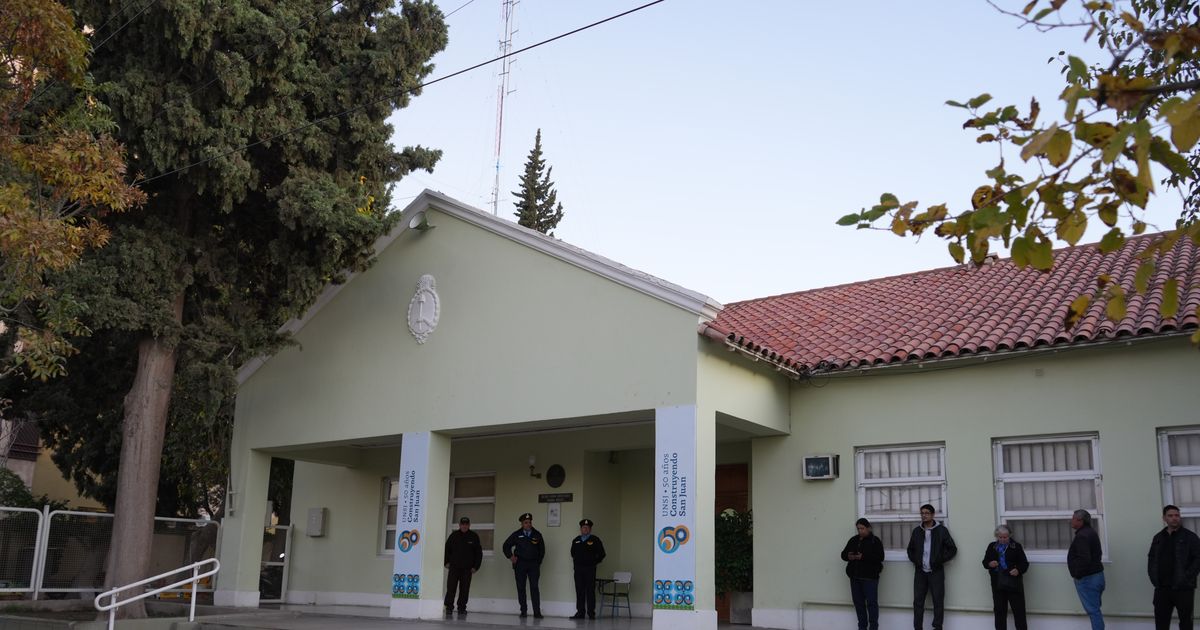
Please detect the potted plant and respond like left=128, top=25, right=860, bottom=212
left=714, top=508, right=752, bottom=624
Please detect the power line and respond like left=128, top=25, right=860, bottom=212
left=137, top=0, right=667, bottom=186
left=27, top=0, right=159, bottom=105
left=91, top=0, right=159, bottom=52
left=19, top=0, right=348, bottom=135
left=154, top=0, right=348, bottom=115
left=444, top=0, right=478, bottom=19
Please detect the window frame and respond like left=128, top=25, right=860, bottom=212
left=380, top=476, right=399, bottom=555
left=1158, top=426, right=1200, bottom=530
left=992, top=433, right=1105, bottom=563
left=449, top=472, right=496, bottom=556
left=855, top=443, right=948, bottom=562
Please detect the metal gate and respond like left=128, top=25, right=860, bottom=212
left=0, top=505, right=220, bottom=599
left=259, top=524, right=291, bottom=604
left=0, top=507, right=43, bottom=593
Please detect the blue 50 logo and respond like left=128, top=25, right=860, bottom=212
left=397, top=529, right=420, bottom=552
left=657, top=525, right=690, bottom=553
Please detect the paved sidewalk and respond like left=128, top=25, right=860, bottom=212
left=198, top=609, right=652, bottom=630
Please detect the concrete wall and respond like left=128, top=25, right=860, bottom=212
left=234, top=206, right=704, bottom=451
left=751, top=338, right=1200, bottom=629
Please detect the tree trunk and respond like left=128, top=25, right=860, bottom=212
left=103, top=293, right=183, bottom=618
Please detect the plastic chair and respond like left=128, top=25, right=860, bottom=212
left=599, top=571, right=632, bottom=618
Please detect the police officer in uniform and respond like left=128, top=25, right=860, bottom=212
left=502, top=512, right=545, bottom=618
left=570, top=518, right=606, bottom=619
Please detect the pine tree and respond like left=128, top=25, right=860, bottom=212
left=8, top=0, right=448, bottom=617
left=513, top=129, right=565, bottom=235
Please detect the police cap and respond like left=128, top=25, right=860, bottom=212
left=519, top=512, right=533, bottom=522
left=579, top=518, right=594, bottom=527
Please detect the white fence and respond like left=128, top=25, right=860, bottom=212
left=0, top=505, right=219, bottom=599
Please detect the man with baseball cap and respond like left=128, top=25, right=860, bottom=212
left=502, top=512, right=545, bottom=618
left=570, top=518, right=606, bottom=619
left=443, top=516, right=482, bottom=615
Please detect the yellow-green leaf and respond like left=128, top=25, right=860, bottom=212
left=948, top=241, right=965, bottom=264
left=1106, top=286, right=1127, bottom=321
left=1163, top=278, right=1180, bottom=318
left=1066, top=294, right=1092, bottom=329
left=1045, top=129, right=1073, bottom=166
left=1099, top=227, right=1126, bottom=254
left=1055, top=211, right=1087, bottom=245
left=1134, top=259, right=1156, bottom=293
left=968, top=93, right=993, bottom=108
left=1029, top=238, right=1054, bottom=271
left=1020, top=126, right=1058, bottom=162
left=1011, top=236, right=1030, bottom=267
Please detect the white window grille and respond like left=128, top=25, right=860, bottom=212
left=381, top=477, right=399, bottom=553
left=855, top=444, right=947, bottom=559
left=450, top=473, right=496, bottom=553
left=992, top=434, right=1104, bottom=561
left=1159, top=427, right=1200, bottom=532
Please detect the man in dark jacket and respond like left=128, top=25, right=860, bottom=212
left=1148, top=504, right=1200, bottom=630
left=443, top=516, right=483, bottom=615
left=570, top=518, right=606, bottom=619
left=906, top=504, right=957, bottom=630
left=1068, top=508, right=1105, bottom=630
left=842, top=517, right=884, bottom=630
left=502, top=512, right=546, bottom=618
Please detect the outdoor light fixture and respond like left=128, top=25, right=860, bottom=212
left=529, top=455, right=541, bottom=479
left=408, top=211, right=435, bottom=232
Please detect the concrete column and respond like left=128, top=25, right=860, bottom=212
left=388, top=431, right=451, bottom=619
left=215, top=446, right=272, bottom=607
left=652, top=405, right=716, bottom=630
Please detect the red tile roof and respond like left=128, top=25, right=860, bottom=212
left=705, top=235, right=1200, bottom=374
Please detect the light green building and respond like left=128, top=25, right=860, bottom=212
left=216, top=190, right=1200, bottom=630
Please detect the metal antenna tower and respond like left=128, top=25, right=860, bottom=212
left=490, top=0, right=518, bottom=215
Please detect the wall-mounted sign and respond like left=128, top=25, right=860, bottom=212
left=546, top=464, right=566, bottom=488
left=538, top=493, right=573, bottom=503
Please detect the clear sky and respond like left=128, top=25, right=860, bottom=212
left=388, top=1, right=1179, bottom=304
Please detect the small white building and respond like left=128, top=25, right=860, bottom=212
left=216, top=190, right=1200, bottom=629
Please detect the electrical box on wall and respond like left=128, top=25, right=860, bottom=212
left=802, top=454, right=839, bottom=480
left=307, top=507, right=327, bottom=537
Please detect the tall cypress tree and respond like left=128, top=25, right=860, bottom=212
left=512, top=129, right=565, bottom=235
left=15, top=0, right=449, bottom=616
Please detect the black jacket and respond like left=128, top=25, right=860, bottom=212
left=1067, top=524, right=1104, bottom=579
left=444, top=529, right=483, bottom=570
left=981, top=540, right=1030, bottom=588
left=571, top=535, right=606, bottom=568
left=841, top=534, right=884, bottom=579
left=907, top=522, right=957, bottom=571
left=502, top=527, right=546, bottom=564
left=1148, top=526, right=1200, bottom=590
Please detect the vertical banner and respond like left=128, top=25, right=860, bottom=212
left=653, top=405, right=696, bottom=611
left=391, top=432, right=429, bottom=600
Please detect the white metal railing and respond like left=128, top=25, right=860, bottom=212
left=94, top=558, right=219, bottom=630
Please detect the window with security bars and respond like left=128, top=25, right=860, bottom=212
left=992, top=435, right=1103, bottom=560
left=1159, top=428, right=1200, bottom=532
left=855, top=444, right=947, bottom=557
left=450, top=473, right=496, bottom=553
left=381, top=477, right=399, bottom=553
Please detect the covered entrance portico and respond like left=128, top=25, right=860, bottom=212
left=215, top=192, right=788, bottom=630
left=217, top=404, right=780, bottom=630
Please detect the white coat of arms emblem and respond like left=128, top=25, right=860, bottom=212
left=407, top=274, right=440, bottom=344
